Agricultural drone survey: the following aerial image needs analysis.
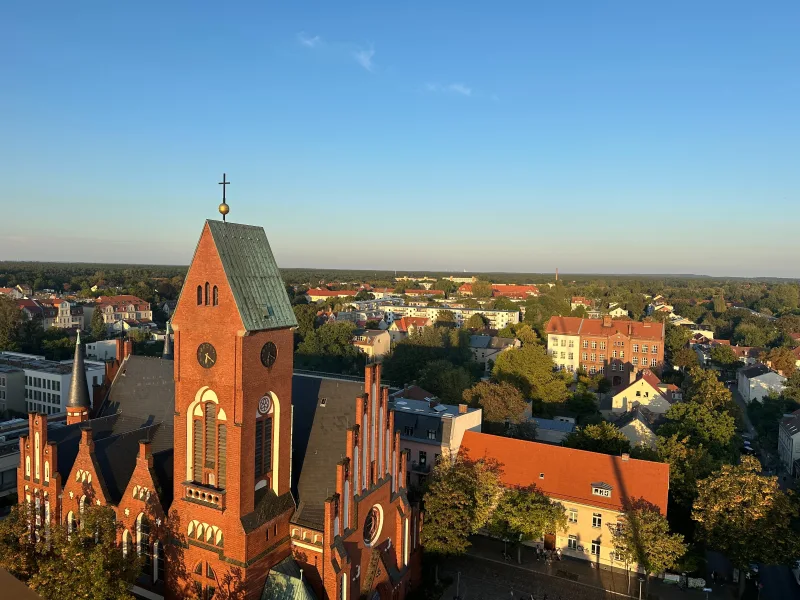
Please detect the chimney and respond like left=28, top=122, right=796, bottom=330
left=138, top=440, right=154, bottom=467
left=628, top=323, right=632, bottom=336
left=602, top=315, right=612, bottom=327
left=115, top=338, right=124, bottom=363
left=124, top=339, right=133, bottom=360
left=621, top=453, right=630, bottom=462
left=80, top=426, right=94, bottom=450
left=458, top=403, right=468, bottom=414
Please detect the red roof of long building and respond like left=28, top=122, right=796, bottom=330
left=305, top=288, right=358, bottom=297
left=545, top=316, right=664, bottom=341
left=461, top=431, right=669, bottom=514
left=392, top=316, right=431, bottom=332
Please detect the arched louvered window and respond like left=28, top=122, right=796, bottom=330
left=192, top=401, right=226, bottom=490
left=197, top=285, right=203, bottom=305
left=212, top=286, right=219, bottom=306
left=204, top=282, right=210, bottom=306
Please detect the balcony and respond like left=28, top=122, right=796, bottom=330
left=410, top=462, right=431, bottom=474
left=182, top=481, right=226, bottom=510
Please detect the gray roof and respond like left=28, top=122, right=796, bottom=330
left=740, top=364, right=771, bottom=379
left=206, top=220, right=297, bottom=333
left=290, top=374, right=364, bottom=529
left=613, top=406, right=663, bottom=432
left=469, top=335, right=492, bottom=349
left=162, top=322, right=173, bottom=360
left=782, top=410, right=800, bottom=436
left=531, top=417, right=575, bottom=433
left=67, top=333, right=91, bottom=409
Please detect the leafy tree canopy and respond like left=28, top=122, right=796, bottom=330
left=493, top=345, right=569, bottom=403
left=463, top=381, right=527, bottom=424
left=563, top=421, right=631, bottom=456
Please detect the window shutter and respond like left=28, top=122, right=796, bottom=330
left=205, top=403, right=216, bottom=469
left=192, top=420, right=203, bottom=482
left=264, top=417, right=273, bottom=473
left=254, top=420, right=264, bottom=478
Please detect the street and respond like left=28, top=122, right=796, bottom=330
left=755, top=565, right=800, bottom=600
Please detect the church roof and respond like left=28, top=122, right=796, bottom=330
left=66, top=332, right=91, bottom=409
left=261, top=556, right=318, bottom=600
left=206, top=220, right=297, bottom=333
left=290, top=374, right=364, bottom=530
left=93, top=424, right=161, bottom=504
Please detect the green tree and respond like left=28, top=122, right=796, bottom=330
left=563, top=422, right=631, bottom=455
left=435, top=310, right=457, bottom=326
left=465, top=313, right=490, bottom=330
left=672, top=347, right=699, bottom=370
left=292, top=304, right=318, bottom=340
left=493, top=345, right=569, bottom=403
left=90, top=308, right=107, bottom=340
left=514, top=324, right=538, bottom=345
left=463, top=381, right=527, bottom=424
left=491, top=297, right=519, bottom=311
left=0, top=504, right=142, bottom=600
left=713, top=295, right=727, bottom=314
left=0, top=296, right=22, bottom=351
left=710, top=344, right=739, bottom=369
left=656, top=434, right=717, bottom=512
left=471, top=280, right=494, bottom=298
left=761, top=346, right=797, bottom=376
left=658, top=402, right=736, bottom=458
left=488, top=486, right=568, bottom=563
left=421, top=454, right=503, bottom=556
left=733, top=321, right=771, bottom=347
left=354, top=289, right=374, bottom=301
left=419, top=359, right=473, bottom=405
left=565, top=392, right=601, bottom=425
left=784, top=371, right=800, bottom=404
left=693, top=456, right=800, bottom=596
left=682, top=366, right=731, bottom=409
left=664, top=324, right=692, bottom=358
left=610, top=498, right=686, bottom=588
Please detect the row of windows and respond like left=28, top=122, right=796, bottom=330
left=26, top=403, right=59, bottom=414
left=26, top=377, right=61, bottom=391
left=567, top=508, right=605, bottom=529
left=196, top=283, right=219, bottom=306
left=0, top=376, right=6, bottom=387
left=26, top=389, right=61, bottom=403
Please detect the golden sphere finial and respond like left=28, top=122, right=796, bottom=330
left=218, top=202, right=230, bottom=216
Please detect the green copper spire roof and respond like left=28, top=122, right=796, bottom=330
left=206, top=220, right=297, bottom=333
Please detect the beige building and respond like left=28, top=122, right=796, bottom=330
left=390, top=386, right=482, bottom=489
left=614, top=407, right=661, bottom=449
left=610, top=371, right=678, bottom=415
left=96, top=295, right=153, bottom=327
left=547, top=332, right=581, bottom=374
left=351, top=329, right=391, bottom=360
left=469, top=335, right=520, bottom=366
left=385, top=305, right=520, bottom=329
left=51, top=299, right=85, bottom=330
left=463, top=432, right=670, bottom=571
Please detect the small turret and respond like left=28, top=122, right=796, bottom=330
left=162, top=322, right=174, bottom=360
left=66, top=331, right=91, bottom=425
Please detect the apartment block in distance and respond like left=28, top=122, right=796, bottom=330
left=545, top=315, right=665, bottom=384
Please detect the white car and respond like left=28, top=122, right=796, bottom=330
left=792, top=560, right=800, bottom=585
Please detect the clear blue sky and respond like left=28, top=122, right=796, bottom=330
left=2, top=1, right=799, bottom=277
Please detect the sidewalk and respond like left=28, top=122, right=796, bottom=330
left=449, top=535, right=721, bottom=600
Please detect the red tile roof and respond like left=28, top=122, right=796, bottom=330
left=305, top=288, right=358, bottom=297
left=461, top=431, right=669, bottom=514
left=546, top=316, right=664, bottom=342
left=391, top=317, right=431, bottom=332
left=459, top=283, right=538, bottom=298
left=404, top=289, right=444, bottom=296
left=730, top=346, right=762, bottom=359
left=0, top=288, right=14, bottom=295
left=571, top=296, right=591, bottom=305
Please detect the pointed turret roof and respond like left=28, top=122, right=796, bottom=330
left=162, top=322, right=173, bottom=360
left=67, top=331, right=91, bottom=409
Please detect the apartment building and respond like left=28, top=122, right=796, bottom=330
left=0, top=350, right=105, bottom=415
left=778, top=409, right=800, bottom=475
left=304, top=287, right=359, bottom=302
left=458, top=283, right=539, bottom=299
left=546, top=316, right=665, bottom=385
left=0, top=366, right=26, bottom=413
left=462, top=431, right=669, bottom=570
left=16, top=298, right=57, bottom=328
left=50, top=299, right=85, bottom=330
left=390, top=387, right=482, bottom=489
left=351, top=329, right=391, bottom=360
left=96, top=294, right=153, bottom=328
left=385, top=305, right=520, bottom=329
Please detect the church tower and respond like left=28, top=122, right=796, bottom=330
left=169, top=217, right=297, bottom=599
left=66, top=331, right=91, bottom=425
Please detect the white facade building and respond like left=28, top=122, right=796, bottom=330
left=547, top=333, right=581, bottom=374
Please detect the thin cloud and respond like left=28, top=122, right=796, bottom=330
left=297, top=32, right=321, bottom=48
left=425, top=82, right=473, bottom=97
left=353, top=45, right=375, bottom=72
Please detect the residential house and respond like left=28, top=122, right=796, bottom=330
left=529, top=417, right=575, bottom=445
left=461, top=431, right=669, bottom=570
left=546, top=316, right=665, bottom=383
left=96, top=295, right=153, bottom=331
left=404, top=289, right=444, bottom=297
left=304, top=288, right=358, bottom=302
left=778, top=409, right=800, bottom=475
left=458, top=283, right=539, bottom=299
left=469, top=335, right=520, bottom=366
left=610, top=370, right=678, bottom=415
left=16, top=299, right=57, bottom=329
left=385, top=305, right=520, bottom=330
left=49, top=299, right=84, bottom=330
left=737, top=364, right=786, bottom=403
left=614, top=407, right=663, bottom=449
left=571, top=296, right=592, bottom=311
left=15, top=284, right=32, bottom=297
left=157, top=300, right=177, bottom=317
left=730, top=346, right=763, bottom=365
left=0, top=287, right=23, bottom=299
left=390, top=392, right=482, bottom=489
left=608, top=306, right=629, bottom=318
left=388, top=316, right=432, bottom=343
left=351, top=329, right=391, bottom=360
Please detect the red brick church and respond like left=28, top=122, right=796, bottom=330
left=17, top=215, right=422, bottom=599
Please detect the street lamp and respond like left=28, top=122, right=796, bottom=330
left=638, top=575, right=645, bottom=600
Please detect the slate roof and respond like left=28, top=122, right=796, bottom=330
left=261, top=556, right=318, bottom=600
left=206, top=220, right=297, bottom=333
left=613, top=406, right=663, bottom=432
left=740, top=364, right=772, bottom=379
left=781, top=409, right=800, bottom=437
left=48, top=414, right=121, bottom=481
left=290, top=374, right=364, bottom=530
left=67, top=333, right=91, bottom=409
left=93, top=424, right=160, bottom=504
left=530, top=417, right=575, bottom=433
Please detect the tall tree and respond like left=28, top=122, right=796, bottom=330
left=421, top=454, right=502, bottom=556
left=418, top=359, right=473, bottom=405
left=465, top=313, right=490, bottom=330
left=90, top=308, right=107, bottom=340
left=682, top=366, right=732, bottom=409
left=658, top=402, right=736, bottom=459
left=471, top=280, right=494, bottom=298
left=693, top=456, right=800, bottom=596
left=664, top=324, right=692, bottom=358
left=610, top=498, right=686, bottom=588
left=672, top=347, right=699, bottom=370
left=656, top=434, right=717, bottom=512
left=493, top=345, right=569, bottom=403
left=710, top=344, right=739, bottom=369
left=513, top=324, right=539, bottom=345
left=713, top=295, right=727, bottom=314
left=0, top=504, right=142, bottom=600
left=0, top=296, right=22, bottom=351
left=760, top=347, right=797, bottom=376
left=435, top=310, right=457, bottom=326
left=488, top=486, right=568, bottom=563
left=563, top=422, right=631, bottom=456
left=463, top=381, right=527, bottom=424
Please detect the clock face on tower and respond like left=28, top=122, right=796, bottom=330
left=260, top=342, right=278, bottom=368
left=197, top=342, right=217, bottom=368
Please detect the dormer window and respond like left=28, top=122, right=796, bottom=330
left=592, top=485, right=612, bottom=498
